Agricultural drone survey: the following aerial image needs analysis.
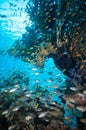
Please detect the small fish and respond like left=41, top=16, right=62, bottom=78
left=77, top=93, right=84, bottom=97
left=64, top=116, right=71, bottom=122
left=44, top=8, right=47, bottom=11
left=66, top=102, right=75, bottom=109
left=70, top=46, right=73, bottom=50
left=48, top=20, right=51, bottom=23
left=56, top=73, right=60, bottom=77
left=80, top=118, right=86, bottom=123
left=9, top=88, right=17, bottom=93
left=38, top=111, right=48, bottom=118
left=75, top=32, right=79, bottom=35
left=30, top=47, right=34, bottom=50
left=52, top=17, right=56, bottom=20
left=76, top=106, right=86, bottom=112
left=46, top=12, right=49, bottom=15
left=48, top=71, right=53, bottom=75
left=37, top=11, right=40, bottom=14
left=44, top=19, right=47, bottom=22
left=76, top=53, right=81, bottom=57
left=27, top=52, right=30, bottom=54
left=49, top=8, right=53, bottom=11
left=9, top=3, right=17, bottom=7
left=25, top=94, right=31, bottom=97
left=62, top=69, right=66, bottom=72
left=32, top=68, right=37, bottom=71
left=34, top=72, right=39, bottom=75
left=69, top=98, right=76, bottom=104
left=8, top=125, right=16, bottom=130
left=80, top=65, right=84, bottom=70
left=45, top=26, right=49, bottom=29
left=35, top=79, right=40, bottom=83
left=47, top=79, right=52, bottom=83
left=83, top=90, right=86, bottom=94
left=12, top=106, right=20, bottom=112
left=25, top=115, right=32, bottom=120
left=0, top=14, right=7, bottom=18
left=60, top=87, right=67, bottom=90
left=70, top=87, right=83, bottom=91
left=14, top=84, right=20, bottom=88
left=48, top=15, right=51, bottom=18
left=83, top=60, right=86, bottom=63
left=70, top=87, right=78, bottom=91
left=49, top=3, right=53, bottom=6
left=19, top=97, right=28, bottom=102
left=2, top=110, right=9, bottom=115
left=57, top=12, right=61, bottom=15
left=45, top=3, right=48, bottom=6
left=72, top=13, right=76, bottom=17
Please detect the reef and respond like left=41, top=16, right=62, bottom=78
left=3, top=0, right=86, bottom=129
left=0, top=80, right=86, bottom=130
left=0, top=66, right=86, bottom=130
left=8, top=0, right=86, bottom=87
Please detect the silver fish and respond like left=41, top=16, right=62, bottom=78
left=38, top=111, right=48, bottom=118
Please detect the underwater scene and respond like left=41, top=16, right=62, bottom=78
left=0, top=0, right=86, bottom=130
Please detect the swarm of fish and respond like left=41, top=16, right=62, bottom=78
left=0, top=78, right=86, bottom=130
left=1, top=0, right=86, bottom=130
left=0, top=85, right=65, bottom=130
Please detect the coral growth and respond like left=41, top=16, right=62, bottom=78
left=5, top=1, right=86, bottom=129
